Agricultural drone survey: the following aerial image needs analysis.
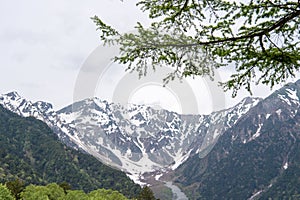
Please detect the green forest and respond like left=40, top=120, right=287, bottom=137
left=0, top=181, right=157, bottom=200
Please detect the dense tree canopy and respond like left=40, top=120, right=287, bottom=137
left=93, top=0, right=300, bottom=96
left=1, top=182, right=157, bottom=200
left=16, top=183, right=130, bottom=200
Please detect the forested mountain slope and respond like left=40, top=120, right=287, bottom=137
left=0, top=105, right=140, bottom=198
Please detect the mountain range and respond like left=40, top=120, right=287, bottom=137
left=1, top=80, right=300, bottom=199
left=0, top=90, right=261, bottom=184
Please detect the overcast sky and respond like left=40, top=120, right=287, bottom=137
left=0, top=0, right=147, bottom=107
left=1, top=0, right=298, bottom=114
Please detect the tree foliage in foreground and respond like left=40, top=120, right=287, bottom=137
left=18, top=183, right=128, bottom=200
left=0, top=184, right=14, bottom=200
left=1, top=181, right=159, bottom=200
left=92, top=0, right=300, bottom=96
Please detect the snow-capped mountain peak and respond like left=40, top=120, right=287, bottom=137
left=0, top=91, right=38, bottom=117
left=33, top=101, right=53, bottom=113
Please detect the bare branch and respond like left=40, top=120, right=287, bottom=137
left=172, top=0, right=190, bottom=19
left=259, top=35, right=266, bottom=54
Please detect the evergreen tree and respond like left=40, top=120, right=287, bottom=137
left=137, top=186, right=156, bottom=200
left=58, top=182, right=71, bottom=194
left=6, top=179, right=25, bottom=200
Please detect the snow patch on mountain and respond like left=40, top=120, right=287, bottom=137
left=283, top=161, right=288, bottom=170
left=249, top=123, right=263, bottom=141
left=286, top=88, right=298, bottom=101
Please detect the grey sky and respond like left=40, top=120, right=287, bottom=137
left=0, top=0, right=146, bottom=107
left=0, top=0, right=298, bottom=114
